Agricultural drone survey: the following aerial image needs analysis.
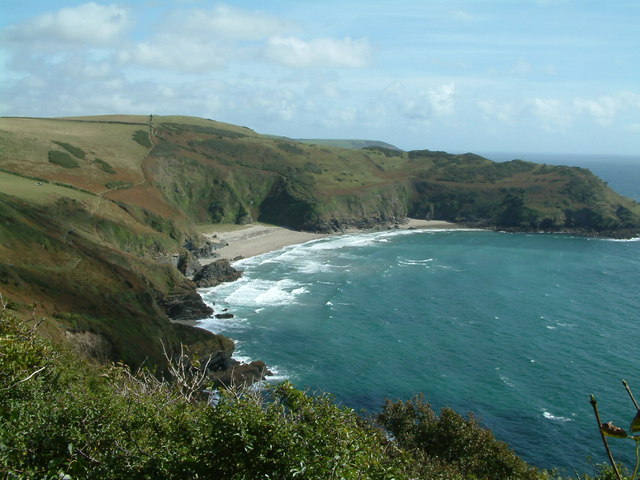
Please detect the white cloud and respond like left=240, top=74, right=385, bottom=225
left=427, top=83, right=456, bottom=116
left=176, top=5, right=294, bottom=40
left=117, top=36, right=229, bottom=72
left=116, top=6, right=369, bottom=72
left=573, top=96, right=618, bottom=126
left=477, top=99, right=514, bottom=123
left=528, top=97, right=572, bottom=130
left=117, top=4, right=292, bottom=72
left=380, top=82, right=457, bottom=123
left=265, top=36, right=372, bottom=68
left=511, top=60, right=532, bottom=76
left=3, top=2, right=131, bottom=46
left=573, top=92, right=640, bottom=126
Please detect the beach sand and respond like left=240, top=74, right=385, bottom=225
left=201, top=219, right=457, bottom=263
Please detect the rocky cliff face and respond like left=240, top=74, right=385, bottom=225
left=193, top=259, right=242, bottom=288
left=157, top=278, right=214, bottom=321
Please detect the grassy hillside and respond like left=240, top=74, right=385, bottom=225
left=296, top=138, right=401, bottom=150
left=1, top=114, right=639, bottom=371
left=0, top=116, right=235, bottom=371
left=141, top=117, right=640, bottom=234
left=3, top=115, right=639, bottom=234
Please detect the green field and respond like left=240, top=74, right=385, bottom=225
left=0, top=170, right=95, bottom=204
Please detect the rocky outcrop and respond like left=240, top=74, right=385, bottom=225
left=172, top=322, right=235, bottom=371
left=172, top=322, right=269, bottom=386
left=157, top=279, right=213, bottom=320
left=176, top=250, right=202, bottom=277
left=184, top=236, right=227, bottom=259
left=208, top=359, right=272, bottom=387
left=193, top=259, right=242, bottom=288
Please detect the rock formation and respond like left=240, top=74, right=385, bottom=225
left=193, top=259, right=242, bottom=288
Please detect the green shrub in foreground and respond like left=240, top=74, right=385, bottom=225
left=1, top=306, right=564, bottom=479
left=0, top=308, right=403, bottom=479
left=377, top=395, right=551, bottom=480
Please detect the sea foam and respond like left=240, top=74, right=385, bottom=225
left=217, top=278, right=309, bottom=308
left=542, top=411, right=573, bottom=422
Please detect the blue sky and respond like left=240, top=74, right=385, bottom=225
left=1, top=1, right=639, bottom=155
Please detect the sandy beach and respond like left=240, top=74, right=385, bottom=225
left=202, top=219, right=457, bottom=263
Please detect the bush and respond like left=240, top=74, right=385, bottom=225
left=93, top=158, right=116, bottom=175
left=52, top=141, right=86, bottom=160
left=132, top=130, right=153, bottom=148
left=105, top=181, right=133, bottom=190
left=48, top=150, right=80, bottom=168
left=377, top=395, right=549, bottom=480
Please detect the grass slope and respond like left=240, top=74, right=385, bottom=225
left=297, top=138, right=401, bottom=150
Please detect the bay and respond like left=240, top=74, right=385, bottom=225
left=198, top=158, right=640, bottom=473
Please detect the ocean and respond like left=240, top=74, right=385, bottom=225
left=198, top=154, right=640, bottom=473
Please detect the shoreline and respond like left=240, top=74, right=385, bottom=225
left=200, top=219, right=459, bottom=263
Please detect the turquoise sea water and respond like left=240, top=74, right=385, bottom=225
left=198, top=158, right=640, bottom=473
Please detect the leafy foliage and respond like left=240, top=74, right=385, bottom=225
left=377, top=395, right=550, bottom=480
left=0, top=309, right=398, bottom=478
left=588, top=383, right=640, bottom=480
left=362, top=145, right=404, bottom=157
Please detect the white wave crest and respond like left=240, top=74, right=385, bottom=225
left=499, top=375, right=515, bottom=387
left=222, top=278, right=308, bottom=307
left=542, top=411, right=573, bottom=422
left=197, top=315, right=248, bottom=333
left=307, top=233, right=379, bottom=251
left=603, top=236, right=640, bottom=242
left=232, top=354, right=253, bottom=364
left=399, top=258, right=434, bottom=266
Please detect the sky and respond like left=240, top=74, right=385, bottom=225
left=1, top=0, right=639, bottom=155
